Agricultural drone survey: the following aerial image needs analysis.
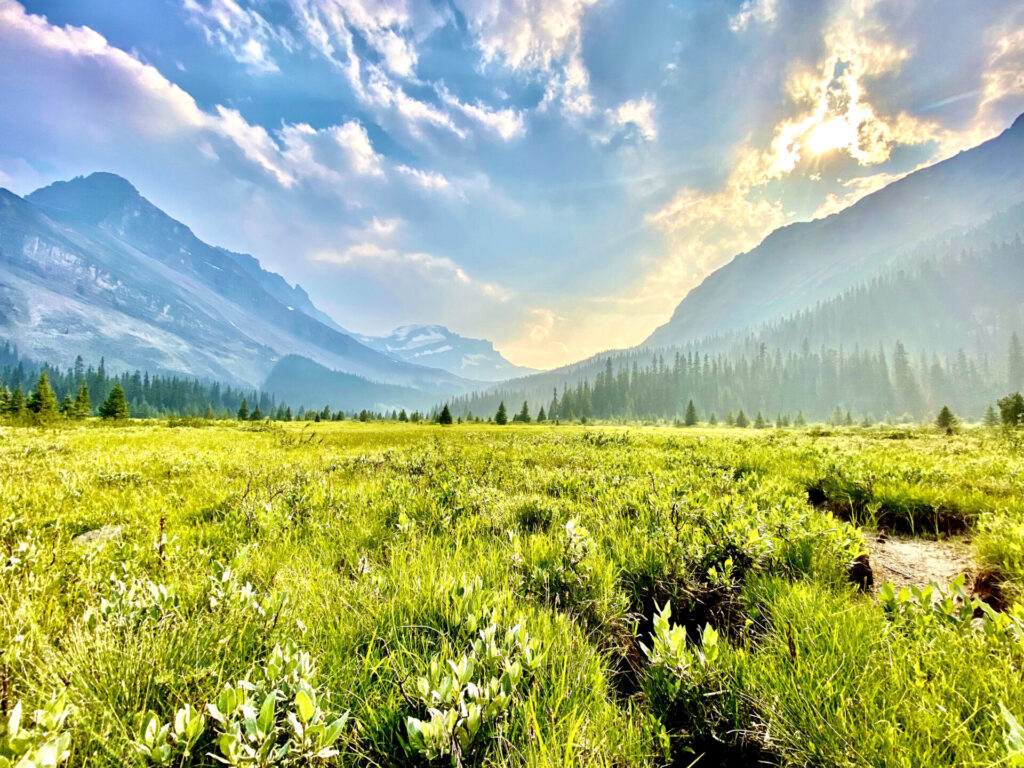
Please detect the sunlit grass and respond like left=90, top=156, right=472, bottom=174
left=1, top=421, right=1022, bottom=767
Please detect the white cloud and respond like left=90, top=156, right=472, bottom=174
left=729, top=0, right=778, bottom=33
left=396, top=164, right=451, bottom=191
left=455, top=0, right=600, bottom=71
left=312, top=242, right=509, bottom=299
left=439, top=87, right=526, bottom=141
left=331, top=121, right=386, bottom=176
left=182, top=0, right=292, bottom=73
left=608, top=97, right=657, bottom=141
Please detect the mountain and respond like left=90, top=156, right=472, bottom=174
left=0, top=173, right=468, bottom=399
left=645, top=113, right=1024, bottom=348
left=358, top=324, right=535, bottom=381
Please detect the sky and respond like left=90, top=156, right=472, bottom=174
left=1, top=0, right=1023, bottom=369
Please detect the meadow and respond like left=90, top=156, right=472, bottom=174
left=1, top=420, right=1023, bottom=768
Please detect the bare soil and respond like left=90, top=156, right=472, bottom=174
left=867, top=533, right=975, bottom=592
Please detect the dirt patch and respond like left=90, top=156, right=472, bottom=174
left=867, top=534, right=974, bottom=592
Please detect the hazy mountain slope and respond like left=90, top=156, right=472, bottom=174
left=0, top=173, right=467, bottom=392
left=645, top=113, right=1024, bottom=348
left=358, top=324, right=535, bottom=381
left=264, top=355, right=442, bottom=412
left=449, top=200, right=1024, bottom=414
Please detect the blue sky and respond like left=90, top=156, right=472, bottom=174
left=1, top=0, right=1022, bottom=368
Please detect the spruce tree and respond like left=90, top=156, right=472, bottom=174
left=495, top=401, right=508, bottom=425
left=983, top=404, right=1000, bottom=427
left=399, top=409, right=408, bottom=422
left=99, top=383, right=130, bottom=420
left=438, top=404, right=453, bottom=425
left=684, top=399, right=698, bottom=426
left=708, top=412, right=718, bottom=426
left=237, top=398, right=249, bottom=420
left=26, top=372, right=59, bottom=422
left=74, top=382, right=91, bottom=419
left=9, top=386, right=26, bottom=417
left=997, top=393, right=1024, bottom=427
left=754, top=412, right=766, bottom=429
left=517, top=401, right=531, bottom=423
left=61, top=394, right=73, bottom=415
left=537, top=406, right=546, bottom=422
left=935, top=405, right=957, bottom=432
left=735, top=410, right=750, bottom=428
left=251, top=405, right=264, bottom=421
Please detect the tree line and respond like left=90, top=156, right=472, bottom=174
left=447, top=336, right=1024, bottom=425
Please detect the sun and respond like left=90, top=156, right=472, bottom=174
left=804, top=117, right=855, bottom=156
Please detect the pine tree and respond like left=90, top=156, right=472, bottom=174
left=517, top=401, right=531, bottom=423
left=708, top=413, right=718, bottom=426
left=9, top=386, right=25, bottom=417
left=537, top=406, right=546, bottom=422
left=438, top=404, right=453, bottom=425
left=26, top=372, right=59, bottom=422
left=684, top=399, right=698, bottom=426
left=795, top=411, right=807, bottom=427
left=60, top=394, right=73, bottom=415
left=735, top=410, right=750, bottom=428
left=73, top=382, right=91, bottom=419
left=983, top=404, right=1000, bottom=427
left=935, top=405, right=957, bottom=432
left=725, top=410, right=736, bottom=426
left=237, top=398, right=249, bottom=420
left=754, top=412, right=766, bottom=429
left=99, top=383, right=130, bottom=420
left=495, top=401, right=508, bottom=425
left=205, top=404, right=216, bottom=420
left=892, top=341, right=923, bottom=417
left=251, top=405, right=264, bottom=421
left=997, top=393, right=1024, bottom=427
left=399, top=409, right=408, bottom=422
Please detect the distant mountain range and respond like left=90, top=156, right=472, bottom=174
left=358, top=325, right=534, bottom=382
left=0, top=172, right=525, bottom=408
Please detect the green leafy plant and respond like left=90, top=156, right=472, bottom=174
left=131, top=705, right=206, bottom=765
left=0, top=694, right=74, bottom=768
left=405, top=620, right=544, bottom=764
left=205, top=642, right=350, bottom=766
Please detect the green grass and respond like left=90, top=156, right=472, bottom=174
left=1, top=421, right=1023, bottom=767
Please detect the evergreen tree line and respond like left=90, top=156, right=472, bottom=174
left=0, top=345, right=445, bottom=424
left=0, top=345, right=276, bottom=420
left=447, top=336, right=1024, bottom=425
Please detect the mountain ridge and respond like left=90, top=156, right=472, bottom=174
left=1, top=173, right=471, bottom=395
left=358, top=324, right=535, bottom=382
left=644, top=113, right=1024, bottom=348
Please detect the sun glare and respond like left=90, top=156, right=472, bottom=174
left=805, top=117, right=854, bottom=155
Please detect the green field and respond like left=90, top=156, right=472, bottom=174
left=2, top=421, right=1024, bottom=768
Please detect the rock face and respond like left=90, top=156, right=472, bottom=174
left=359, top=325, right=536, bottom=382
left=0, top=173, right=466, bottom=394
left=644, top=113, right=1024, bottom=349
